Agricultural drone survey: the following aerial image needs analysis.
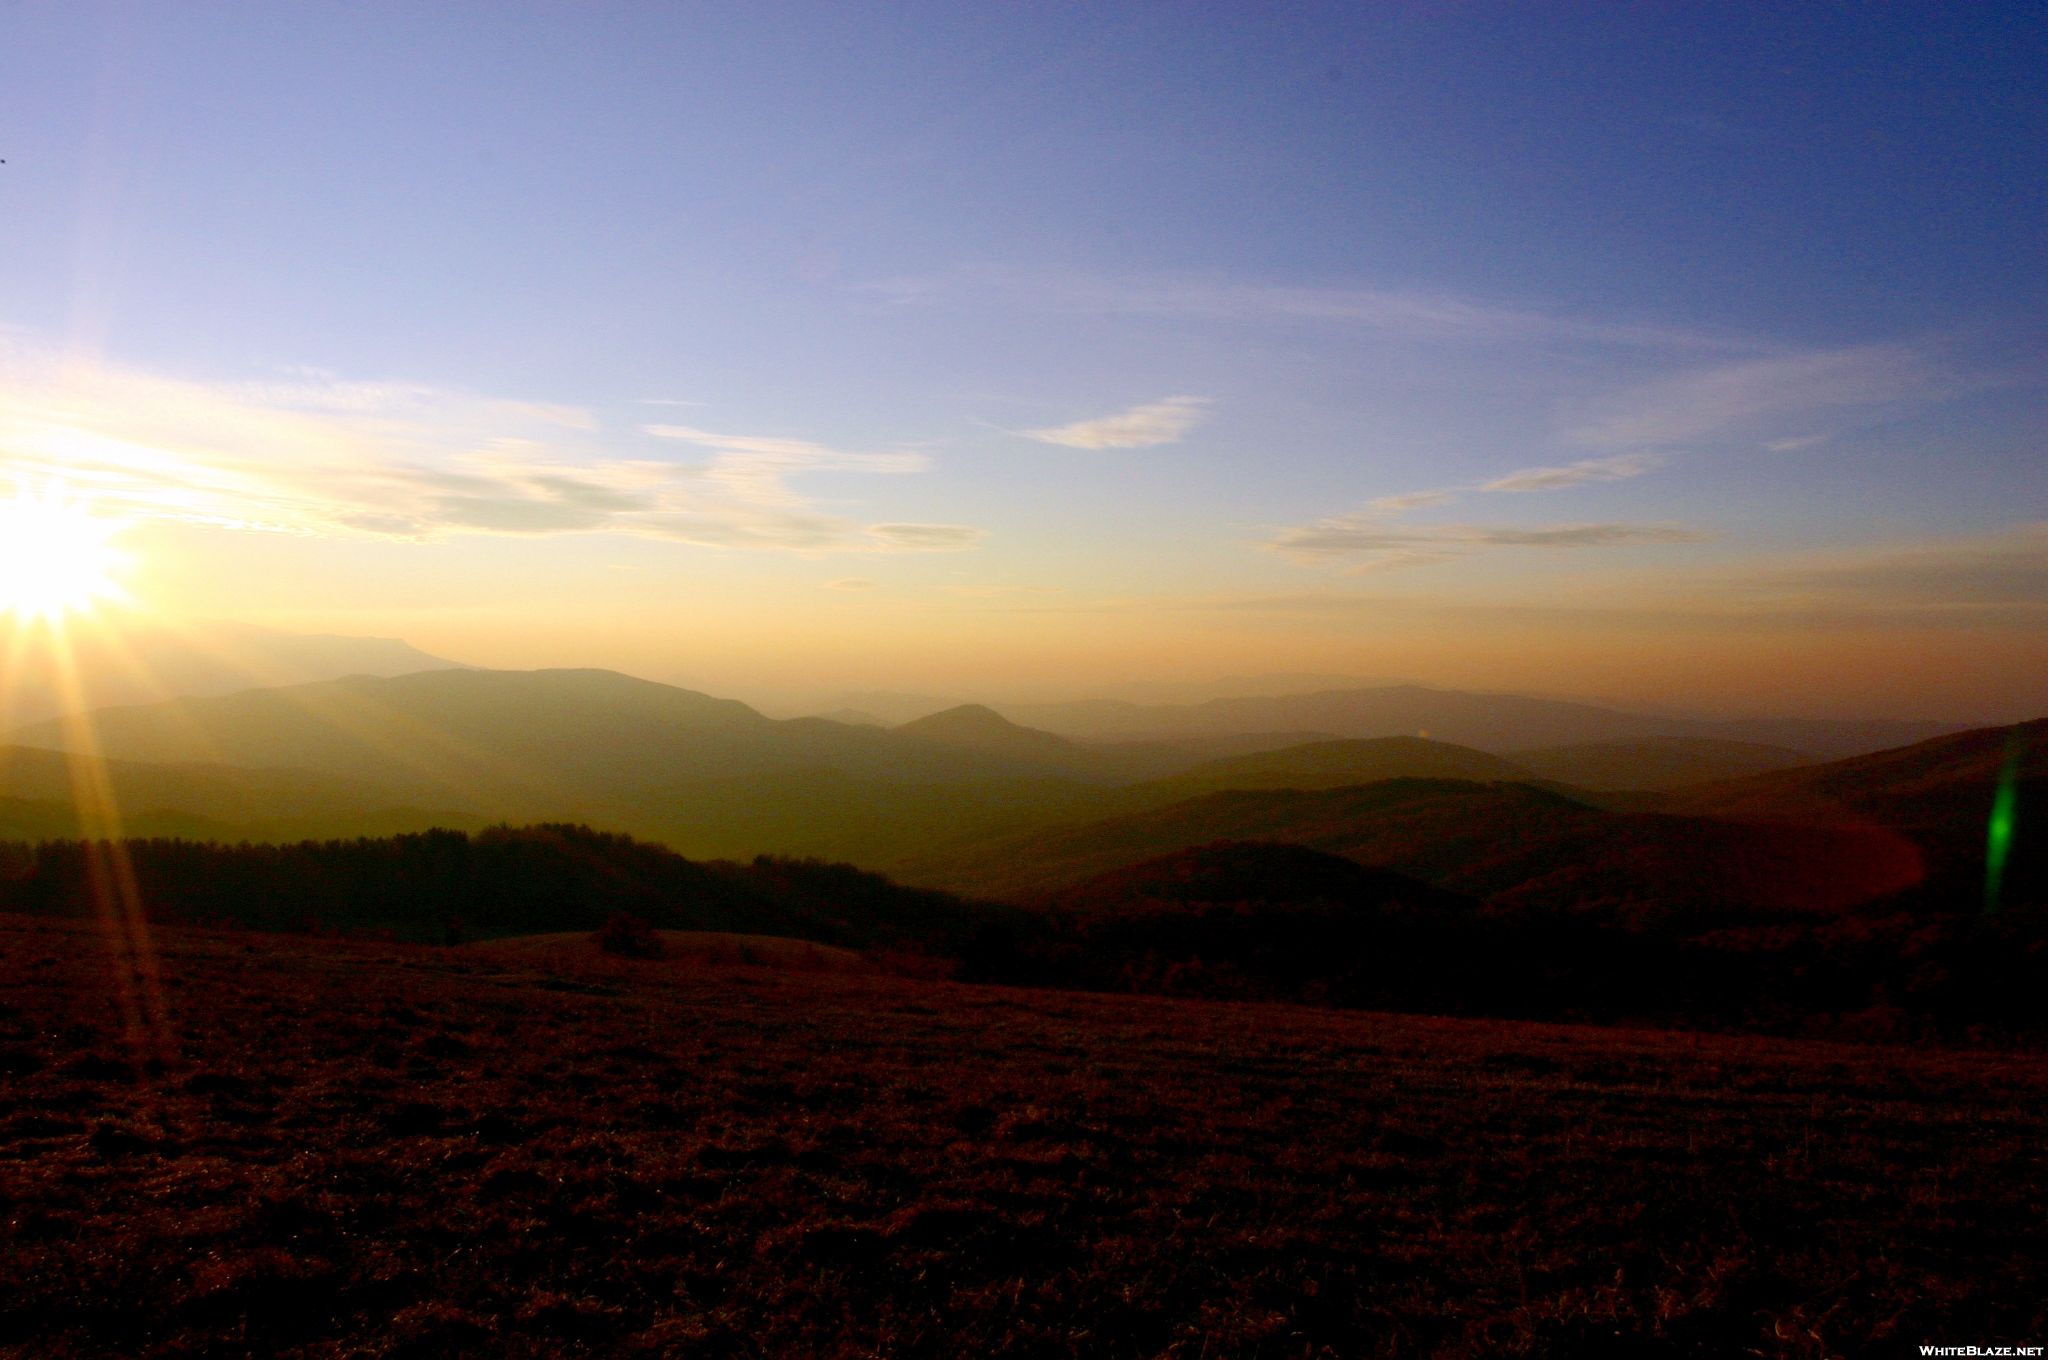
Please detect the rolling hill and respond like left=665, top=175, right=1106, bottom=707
left=1508, top=736, right=1817, bottom=790
left=627, top=734, right=1554, bottom=867
left=895, top=719, right=2047, bottom=917
left=0, top=743, right=480, bottom=842
left=888, top=777, right=1926, bottom=922
left=891, top=705, right=1189, bottom=781
left=1653, top=719, right=2048, bottom=904
left=970, top=841, right=1485, bottom=1005
left=1113, top=736, right=1534, bottom=803
left=1658, top=718, right=2047, bottom=831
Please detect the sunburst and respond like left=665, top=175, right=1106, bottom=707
left=0, top=485, right=129, bottom=622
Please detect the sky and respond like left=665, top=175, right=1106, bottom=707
left=1, top=1, right=2044, bottom=720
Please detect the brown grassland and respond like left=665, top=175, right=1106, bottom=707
left=3, top=912, right=2044, bottom=1358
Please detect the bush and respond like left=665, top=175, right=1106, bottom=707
left=591, top=914, right=664, bottom=958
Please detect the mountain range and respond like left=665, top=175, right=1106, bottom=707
left=0, top=662, right=2027, bottom=917
left=985, top=685, right=1961, bottom=757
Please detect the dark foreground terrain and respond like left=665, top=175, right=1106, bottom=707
left=3, top=914, right=2043, bottom=1358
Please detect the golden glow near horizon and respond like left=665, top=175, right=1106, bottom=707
left=0, top=485, right=130, bottom=623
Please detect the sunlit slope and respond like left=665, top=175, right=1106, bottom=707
left=0, top=792, right=481, bottom=844
left=888, top=778, right=1925, bottom=918
left=0, top=743, right=478, bottom=841
left=0, top=743, right=423, bottom=821
left=1658, top=719, right=2048, bottom=829
left=1508, top=737, right=1817, bottom=791
left=1112, top=736, right=1534, bottom=804
left=1, top=669, right=1164, bottom=818
left=997, top=685, right=1963, bottom=757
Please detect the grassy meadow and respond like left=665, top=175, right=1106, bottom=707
left=4, top=913, right=2042, bottom=1358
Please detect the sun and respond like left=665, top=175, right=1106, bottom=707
left=0, top=486, right=130, bottom=622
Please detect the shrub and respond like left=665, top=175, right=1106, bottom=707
left=591, top=913, right=664, bottom=958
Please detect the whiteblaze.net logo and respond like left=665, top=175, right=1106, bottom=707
left=1920, top=1348, right=2044, bottom=1357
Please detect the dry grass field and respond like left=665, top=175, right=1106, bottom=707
left=3, top=911, right=2044, bottom=1358
left=459, top=931, right=876, bottom=974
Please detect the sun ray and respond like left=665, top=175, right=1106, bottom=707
left=0, top=485, right=174, bottom=1066
left=0, top=483, right=130, bottom=624
left=36, top=612, right=176, bottom=1068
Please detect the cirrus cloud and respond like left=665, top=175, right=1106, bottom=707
left=865, top=522, right=986, bottom=551
left=1563, top=344, right=1979, bottom=450
left=1269, top=516, right=1707, bottom=568
left=1480, top=454, right=1660, bottom=493
left=1019, top=396, right=1210, bottom=449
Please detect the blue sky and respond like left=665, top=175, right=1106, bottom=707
left=1, top=3, right=2043, bottom=717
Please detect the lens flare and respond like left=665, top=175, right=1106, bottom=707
left=0, top=485, right=129, bottom=622
left=1985, top=727, right=2026, bottom=913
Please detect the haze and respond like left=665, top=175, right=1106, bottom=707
left=2, top=4, right=2044, bottom=723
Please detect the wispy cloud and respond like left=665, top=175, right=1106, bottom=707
left=1327, top=451, right=1669, bottom=544
left=1481, top=454, right=1660, bottom=493
left=1367, top=489, right=1461, bottom=513
left=825, top=577, right=878, bottom=590
left=864, top=266, right=1759, bottom=352
left=1271, top=452, right=1692, bottom=571
left=1270, top=516, right=1706, bottom=569
left=640, top=424, right=928, bottom=509
left=1019, top=396, right=1210, bottom=449
left=865, top=523, right=986, bottom=551
left=1765, top=434, right=1832, bottom=453
left=1565, top=344, right=1975, bottom=450
left=0, top=344, right=981, bottom=554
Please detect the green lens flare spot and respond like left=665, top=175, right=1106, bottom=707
left=1985, top=728, right=2026, bottom=913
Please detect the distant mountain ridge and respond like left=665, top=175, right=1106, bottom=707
left=991, top=685, right=1962, bottom=758
left=896, top=704, right=1086, bottom=761
left=0, top=617, right=469, bottom=727
left=823, top=672, right=1405, bottom=725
